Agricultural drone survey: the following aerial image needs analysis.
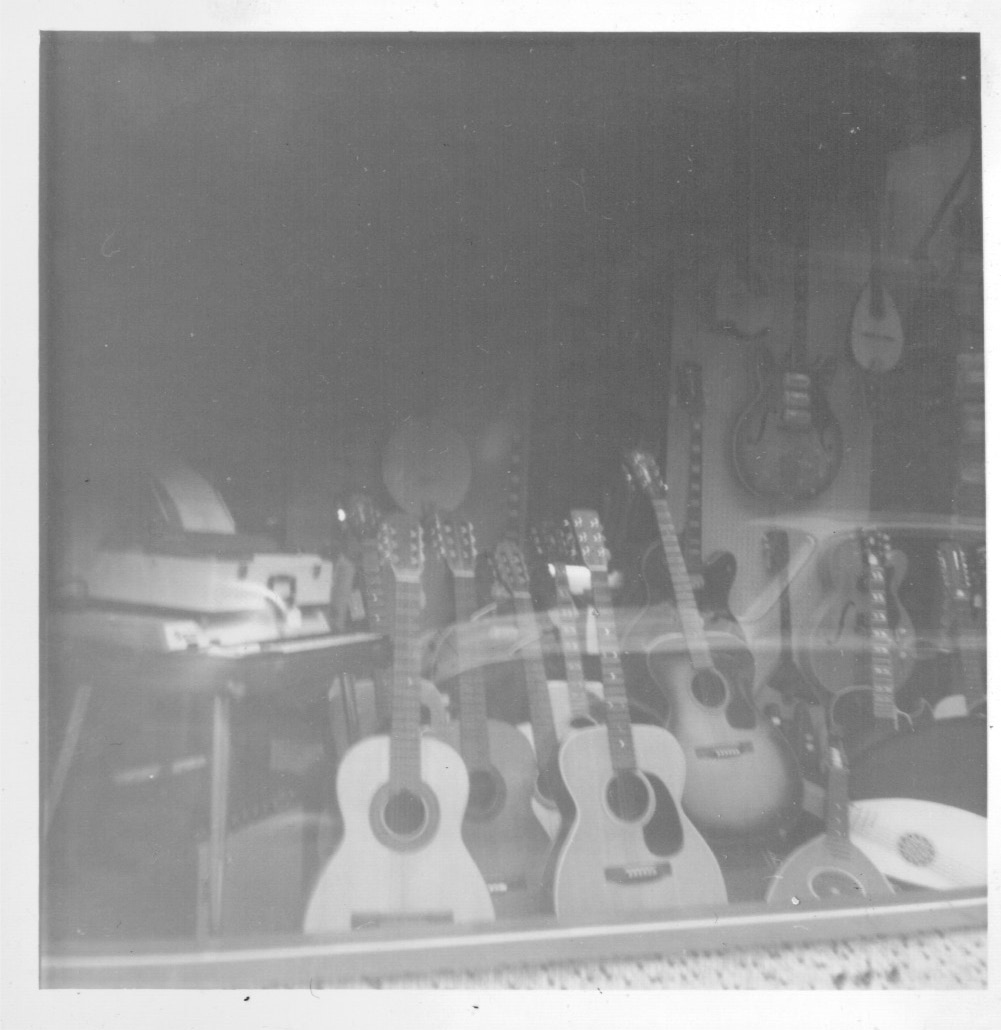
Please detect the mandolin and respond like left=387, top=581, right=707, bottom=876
left=491, top=539, right=566, bottom=840
left=767, top=743, right=893, bottom=907
left=426, top=512, right=551, bottom=918
left=640, top=362, right=742, bottom=636
left=303, top=513, right=494, bottom=933
left=807, top=530, right=916, bottom=702
left=550, top=510, right=728, bottom=921
left=623, top=449, right=802, bottom=841
left=731, top=138, right=843, bottom=504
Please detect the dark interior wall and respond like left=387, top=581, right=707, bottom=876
left=41, top=33, right=980, bottom=543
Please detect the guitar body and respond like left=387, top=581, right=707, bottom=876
left=732, top=348, right=843, bottom=503
left=849, top=281, right=905, bottom=373
left=647, top=645, right=802, bottom=840
left=850, top=797, right=987, bottom=890
left=436, top=719, right=551, bottom=918
left=806, top=537, right=916, bottom=696
left=550, top=723, right=728, bottom=921
left=304, top=733, right=494, bottom=933
left=766, top=833, right=892, bottom=906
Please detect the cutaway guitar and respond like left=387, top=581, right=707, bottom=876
left=304, top=513, right=494, bottom=933
left=427, top=512, right=551, bottom=918
left=549, top=510, right=727, bottom=921
left=624, top=449, right=802, bottom=841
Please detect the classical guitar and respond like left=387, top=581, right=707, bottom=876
left=807, top=530, right=916, bottom=702
left=933, top=539, right=986, bottom=720
left=623, top=449, right=801, bottom=841
left=766, top=743, right=893, bottom=907
left=849, top=140, right=904, bottom=374
left=731, top=143, right=843, bottom=504
left=426, top=512, right=551, bottom=918
left=491, top=538, right=565, bottom=840
left=550, top=510, right=728, bottom=921
left=760, top=528, right=823, bottom=784
left=304, top=513, right=494, bottom=933
left=640, top=362, right=741, bottom=636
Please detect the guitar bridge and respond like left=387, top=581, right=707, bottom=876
left=695, top=741, right=754, bottom=760
left=605, top=862, right=672, bottom=885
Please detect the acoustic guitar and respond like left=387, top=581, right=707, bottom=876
left=426, top=512, right=551, bottom=918
left=731, top=136, right=843, bottom=504
left=304, top=513, right=494, bottom=933
left=624, top=448, right=802, bottom=841
left=550, top=510, right=728, bottom=921
left=767, top=743, right=893, bottom=907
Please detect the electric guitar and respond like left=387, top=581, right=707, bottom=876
left=623, top=448, right=802, bottom=841
left=426, top=512, right=551, bottom=918
left=640, top=362, right=741, bottom=636
left=807, top=530, right=916, bottom=702
left=304, top=513, right=494, bottom=933
left=550, top=510, right=728, bottom=921
left=767, top=743, right=893, bottom=907
left=731, top=141, right=843, bottom=504
left=491, top=539, right=565, bottom=839
left=933, top=539, right=986, bottom=719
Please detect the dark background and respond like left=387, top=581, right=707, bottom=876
left=41, top=33, right=979, bottom=540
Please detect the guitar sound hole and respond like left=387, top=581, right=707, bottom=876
left=606, top=770, right=651, bottom=823
left=898, top=833, right=935, bottom=867
left=467, top=767, right=505, bottom=821
left=691, top=669, right=727, bottom=708
left=808, top=869, right=867, bottom=900
left=383, top=789, right=428, bottom=838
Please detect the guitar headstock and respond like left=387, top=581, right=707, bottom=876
left=676, top=361, right=705, bottom=417
left=343, top=492, right=383, bottom=541
left=622, top=447, right=667, bottom=500
left=377, top=512, right=424, bottom=584
left=530, top=516, right=580, bottom=566
left=492, top=539, right=532, bottom=598
left=426, top=511, right=477, bottom=577
left=569, top=509, right=610, bottom=573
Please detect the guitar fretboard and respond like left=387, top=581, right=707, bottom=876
left=549, top=562, right=592, bottom=724
left=509, top=589, right=560, bottom=777
left=651, top=497, right=714, bottom=671
left=453, top=572, right=492, bottom=769
left=681, top=413, right=704, bottom=576
left=589, top=567, right=638, bottom=774
left=865, top=547, right=899, bottom=735
left=824, top=750, right=852, bottom=859
left=389, top=577, right=426, bottom=790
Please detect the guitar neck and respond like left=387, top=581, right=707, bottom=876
left=389, top=577, right=426, bottom=789
left=651, top=497, right=714, bottom=669
left=824, top=754, right=852, bottom=858
left=681, top=413, right=704, bottom=573
left=589, top=569, right=637, bottom=773
left=452, top=573, right=492, bottom=768
left=509, top=591, right=560, bottom=773
left=359, top=540, right=391, bottom=634
left=549, top=563, right=592, bottom=723
left=867, top=558, right=900, bottom=736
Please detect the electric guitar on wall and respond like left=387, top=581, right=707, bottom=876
left=304, top=513, right=495, bottom=933
left=549, top=509, right=728, bottom=921
left=426, top=512, right=551, bottom=918
left=766, top=742, right=893, bottom=907
left=731, top=157, right=843, bottom=504
left=640, top=362, right=742, bottom=636
left=624, top=448, right=802, bottom=841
